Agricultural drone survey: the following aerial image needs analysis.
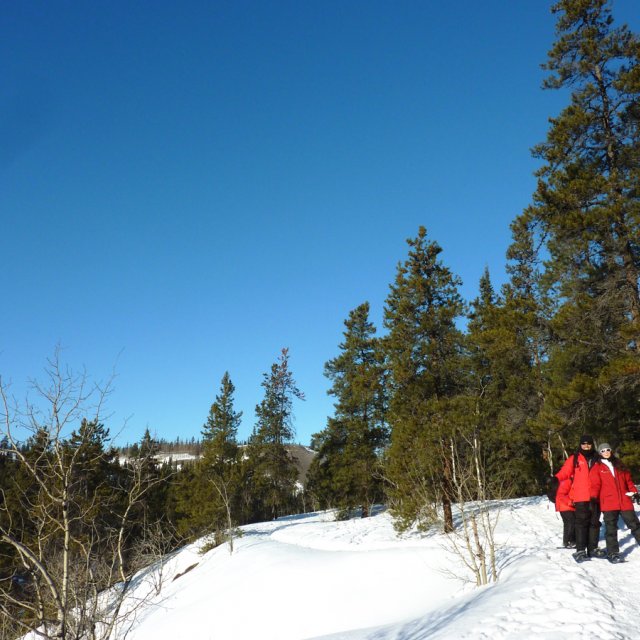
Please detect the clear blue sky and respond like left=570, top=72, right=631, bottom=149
left=2, top=1, right=638, bottom=447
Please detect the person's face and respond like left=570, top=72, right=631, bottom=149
left=600, top=447, right=612, bottom=458
left=581, top=442, right=593, bottom=451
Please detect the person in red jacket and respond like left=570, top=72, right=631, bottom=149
left=590, top=442, right=640, bottom=563
left=555, top=477, right=576, bottom=548
left=547, top=474, right=576, bottom=547
left=555, top=434, right=605, bottom=562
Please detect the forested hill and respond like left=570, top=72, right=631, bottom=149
left=116, top=438, right=316, bottom=482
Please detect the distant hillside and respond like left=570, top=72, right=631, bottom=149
left=284, top=444, right=317, bottom=484
left=117, top=440, right=317, bottom=485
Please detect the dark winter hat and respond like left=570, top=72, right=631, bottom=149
left=579, top=435, right=594, bottom=445
left=598, top=442, right=612, bottom=452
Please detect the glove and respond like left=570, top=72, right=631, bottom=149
left=590, top=497, right=599, bottom=509
left=633, top=493, right=640, bottom=506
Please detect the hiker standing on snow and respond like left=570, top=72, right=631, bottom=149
left=555, top=435, right=605, bottom=562
left=590, top=442, right=640, bottom=563
left=547, top=475, right=576, bottom=548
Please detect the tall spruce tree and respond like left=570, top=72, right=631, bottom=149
left=201, top=372, right=242, bottom=467
left=382, top=227, right=466, bottom=532
left=515, top=0, right=640, bottom=467
left=465, top=267, right=546, bottom=494
left=201, top=372, right=243, bottom=537
left=174, top=372, right=244, bottom=539
left=248, top=348, right=305, bottom=520
left=307, top=302, right=388, bottom=517
left=503, top=219, right=558, bottom=473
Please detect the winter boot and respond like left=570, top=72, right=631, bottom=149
left=607, top=553, right=624, bottom=564
left=564, top=541, right=576, bottom=549
left=590, top=548, right=607, bottom=559
left=573, top=550, right=590, bottom=563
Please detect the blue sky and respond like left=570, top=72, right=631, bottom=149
left=2, top=1, right=638, bottom=447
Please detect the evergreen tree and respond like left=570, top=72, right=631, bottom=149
left=138, top=427, right=159, bottom=462
left=201, top=372, right=242, bottom=466
left=464, top=266, right=546, bottom=495
left=382, top=227, right=466, bottom=532
left=248, top=348, right=305, bottom=520
left=175, top=373, right=244, bottom=540
left=0, top=436, right=25, bottom=633
left=514, top=0, right=640, bottom=468
left=306, top=419, right=348, bottom=511
left=127, top=427, right=170, bottom=541
left=502, top=219, right=559, bottom=475
left=307, top=302, right=387, bottom=517
left=65, top=419, right=123, bottom=543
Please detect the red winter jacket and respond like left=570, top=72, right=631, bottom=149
left=590, top=460, right=638, bottom=511
left=555, top=477, right=575, bottom=512
left=555, top=452, right=596, bottom=503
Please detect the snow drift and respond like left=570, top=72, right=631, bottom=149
left=48, top=497, right=640, bottom=640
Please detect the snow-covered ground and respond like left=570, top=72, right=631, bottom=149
left=106, top=497, right=640, bottom=639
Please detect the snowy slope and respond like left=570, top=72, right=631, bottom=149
left=109, top=497, right=640, bottom=640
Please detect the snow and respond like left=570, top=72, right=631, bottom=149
left=83, top=498, right=640, bottom=639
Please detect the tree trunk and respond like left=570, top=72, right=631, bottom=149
left=442, top=440, right=454, bottom=533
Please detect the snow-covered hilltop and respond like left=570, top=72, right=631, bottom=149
left=95, top=497, right=640, bottom=640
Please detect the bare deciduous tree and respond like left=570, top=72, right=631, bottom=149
left=209, top=475, right=241, bottom=555
left=0, top=351, right=170, bottom=639
left=440, top=430, right=506, bottom=587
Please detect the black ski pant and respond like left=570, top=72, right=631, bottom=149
left=602, top=509, right=640, bottom=554
left=560, top=511, right=576, bottom=546
left=574, top=501, right=601, bottom=553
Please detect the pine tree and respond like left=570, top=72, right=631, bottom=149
left=306, top=419, right=349, bottom=511
left=176, top=372, right=244, bottom=541
left=307, top=302, right=387, bottom=517
left=514, top=0, right=640, bottom=467
left=464, top=266, right=546, bottom=495
left=127, top=427, right=169, bottom=540
left=201, top=372, right=242, bottom=466
left=502, top=219, right=560, bottom=474
left=382, top=227, right=466, bottom=532
left=65, top=419, right=122, bottom=542
left=248, top=348, right=305, bottom=520
left=138, top=427, right=159, bottom=462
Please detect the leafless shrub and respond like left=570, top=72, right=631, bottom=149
left=440, top=430, right=509, bottom=587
